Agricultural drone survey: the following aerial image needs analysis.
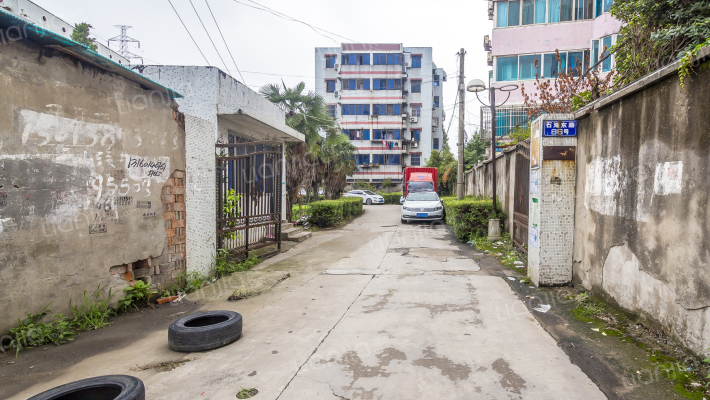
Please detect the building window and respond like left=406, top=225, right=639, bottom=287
left=345, top=129, right=370, bottom=140
left=325, top=55, right=336, bottom=68
left=373, top=129, right=401, bottom=140
left=343, top=79, right=370, bottom=90
left=543, top=53, right=566, bottom=78
left=497, top=56, right=519, bottom=81
left=508, top=0, right=521, bottom=26
left=342, top=104, right=370, bottom=115
left=434, top=75, right=440, bottom=86
left=497, top=1, right=509, bottom=27
left=433, top=138, right=440, bottom=149
left=412, top=104, right=421, bottom=117
left=601, top=36, right=613, bottom=72
left=373, top=79, right=403, bottom=90
left=411, top=129, right=421, bottom=141
left=434, top=96, right=440, bottom=107
left=357, top=154, right=370, bottom=165
left=327, top=104, right=336, bottom=118
left=373, top=104, right=402, bottom=116
left=372, top=154, right=385, bottom=164
left=519, top=54, right=541, bottom=80
left=326, top=80, right=336, bottom=93
left=385, top=154, right=401, bottom=165
left=411, top=80, right=422, bottom=93
left=342, top=53, right=370, bottom=65
left=374, top=53, right=403, bottom=65
left=412, top=55, right=422, bottom=68
left=499, top=0, right=591, bottom=26
left=411, top=153, right=421, bottom=166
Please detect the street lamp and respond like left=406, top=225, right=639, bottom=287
left=467, top=79, right=518, bottom=234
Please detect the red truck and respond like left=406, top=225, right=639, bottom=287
left=403, top=167, right=437, bottom=198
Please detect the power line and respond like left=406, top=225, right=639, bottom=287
left=168, top=0, right=210, bottom=65
left=205, top=0, right=247, bottom=85
left=188, top=0, right=230, bottom=72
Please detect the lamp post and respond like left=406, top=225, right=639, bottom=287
left=466, top=79, right=518, bottom=238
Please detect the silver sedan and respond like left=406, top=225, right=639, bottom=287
left=400, top=192, right=444, bottom=223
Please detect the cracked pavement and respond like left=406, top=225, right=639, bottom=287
left=11, top=205, right=606, bottom=399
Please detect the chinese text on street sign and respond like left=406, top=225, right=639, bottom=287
left=542, top=120, right=577, bottom=137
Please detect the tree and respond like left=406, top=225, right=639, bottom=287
left=464, top=132, right=487, bottom=171
left=71, top=23, right=97, bottom=52
left=521, top=50, right=616, bottom=116
left=611, top=0, right=710, bottom=86
left=425, top=147, right=457, bottom=196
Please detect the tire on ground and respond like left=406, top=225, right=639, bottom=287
left=168, top=310, right=243, bottom=352
left=28, top=375, right=144, bottom=400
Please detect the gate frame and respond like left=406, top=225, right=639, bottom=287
left=216, top=140, right=283, bottom=258
left=512, top=141, right=530, bottom=254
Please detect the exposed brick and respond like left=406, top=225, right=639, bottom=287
left=133, top=267, right=153, bottom=279
left=150, top=254, right=170, bottom=267
left=171, top=252, right=184, bottom=262
left=171, top=219, right=186, bottom=228
left=165, top=220, right=171, bottom=230
left=164, top=202, right=174, bottom=212
left=124, top=270, right=133, bottom=281
left=175, top=178, right=184, bottom=187
left=175, top=194, right=184, bottom=203
left=163, top=212, right=175, bottom=220
left=172, top=186, right=185, bottom=195
left=165, top=177, right=175, bottom=187
left=174, top=203, right=185, bottom=212
left=166, top=229, right=176, bottom=238
left=173, top=171, right=185, bottom=178
left=163, top=194, right=175, bottom=203
left=109, top=265, right=127, bottom=275
left=126, top=263, right=133, bottom=272
left=169, top=236, right=185, bottom=245
left=135, top=259, right=150, bottom=269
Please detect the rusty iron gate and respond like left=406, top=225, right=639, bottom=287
left=216, top=141, right=282, bottom=257
left=512, top=142, right=530, bottom=253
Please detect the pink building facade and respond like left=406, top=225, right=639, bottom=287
left=485, top=0, right=622, bottom=137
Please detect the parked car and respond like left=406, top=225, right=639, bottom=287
left=342, top=190, right=385, bottom=205
left=401, top=191, right=444, bottom=223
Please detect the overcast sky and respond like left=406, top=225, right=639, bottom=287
left=34, top=0, right=493, bottom=152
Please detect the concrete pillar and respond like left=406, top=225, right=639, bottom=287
left=528, top=113, right=577, bottom=286
left=281, top=144, right=287, bottom=222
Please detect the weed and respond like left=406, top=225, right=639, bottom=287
left=236, top=388, right=258, bottom=399
left=176, top=270, right=208, bottom=294
left=471, top=233, right=527, bottom=274
left=214, top=250, right=261, bottom=278
left=69, top=284, right=115, bottom=330
left=7, top=303, right=74, bottom=357
left=117, top=280, right=157, bottom=312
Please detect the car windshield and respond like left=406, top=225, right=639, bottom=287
left=406, top=192, right=439, bottom=201
left=408, top=181, right=434, bottom=191
left=363, top=191, right=376, bottom=195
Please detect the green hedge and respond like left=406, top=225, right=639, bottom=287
left=441, top=196, right=506, bottom=242
left=308, top=197, right=364, bottom=228
left=378, top=192, right=402, bottom=204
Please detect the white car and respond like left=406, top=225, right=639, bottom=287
left=342, top=190, right=385, bottom=205
left=401, top=191, right=444, bottom=223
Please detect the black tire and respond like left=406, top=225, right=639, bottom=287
left=169, top=310, right=243, bottom=352
left=28, top=375, right=144, bottom=400
left=366, top=198, right=372, bottom=205
left=401, top=218, right=407, bottom=224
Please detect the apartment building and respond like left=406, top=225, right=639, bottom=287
left=483, top=0, right=622, bottom=138
left=315, top=44, right=446, bottom=185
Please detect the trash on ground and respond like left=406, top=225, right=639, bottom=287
left=592, top=328, right=600, bottom=332
left=533, top=304, right=551, bottom=313
left=507, top=277, right=516, bottom=281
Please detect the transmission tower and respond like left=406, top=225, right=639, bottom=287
left=108, top=25, right=143, bottom=64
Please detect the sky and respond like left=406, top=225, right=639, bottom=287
left=33, top=0, right=494, bottom=152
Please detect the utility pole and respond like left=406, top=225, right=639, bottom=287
left=457, top=48, right=466, bottom=200
left=108, top=26, right=143, bottom=64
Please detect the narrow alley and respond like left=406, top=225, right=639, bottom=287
left=9, top=206, right=604, bottom=400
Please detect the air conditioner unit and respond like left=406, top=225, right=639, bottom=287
left=488, top=1, right=494, bottom=20
left=334, top=91, right=339, bottom=98
left=410, top=116, right=418, bottom=123
left=334, top=64, right=340, bottom=71
left=411, top=142, right=419, bottom=148
left=483, top=35, right=492, bottom=52
left=401, top=113, right=408, bottom=118
left=405, top=62, right=410, bottom=67
left=487, top=52, right=493, bottom=67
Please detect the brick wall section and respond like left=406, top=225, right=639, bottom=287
left=108, top=170, right=187, bottom=289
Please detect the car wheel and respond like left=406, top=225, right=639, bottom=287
left=366, top=199, right=372, bottom=205
left=401, top=218, right=407, bottom=224
left=28, top=375, right=145, bottom=400
left=168, top=310, right=243, bottom=352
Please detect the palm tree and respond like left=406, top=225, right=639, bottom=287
left=259, top=81, right=354, bottom=217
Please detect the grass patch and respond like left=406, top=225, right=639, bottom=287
left=471, top=233, right=526, bottom=274
left=236, top=388, right=258, bottom=399
left=214, top=250, right=261, bottom=278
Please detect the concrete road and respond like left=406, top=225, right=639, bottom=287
left=12, top=205, right=605, bottom=400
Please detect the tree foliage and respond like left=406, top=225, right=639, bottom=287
left=521, top=50, right=616, bottom=116
left=611, top=0, right=710, bottom=85
left=71, top=23, right=97, bottom=52
left=425, top=148, right=457, bottom=196
left=464, top=132, right=486, bottom=171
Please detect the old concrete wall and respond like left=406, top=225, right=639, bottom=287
left=465, top=146, right=518, bottom=234
left=0, top=38, right=185, bottom=333
left=573, top=58, right=710, bottom=355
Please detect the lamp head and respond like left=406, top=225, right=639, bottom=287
left=466, top=79, right=486, bottom=93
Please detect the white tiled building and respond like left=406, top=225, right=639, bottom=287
left=315, top=44, right=446, bottom=185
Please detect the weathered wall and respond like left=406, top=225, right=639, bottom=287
left=465, top=145, right=519, bottom=233
left=0, top=38, right=185, bottom=333
left=573, top=57, right=710, bottom=355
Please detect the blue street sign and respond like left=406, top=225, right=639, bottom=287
left=542, top=120, right=577, bottom=137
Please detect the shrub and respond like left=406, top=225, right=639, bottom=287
left=378, top=192, right=402, bottom=204
left=442, top=196, right=506, bottom=242
left=309, top=200, right=344, bottom=227
left=117, top=280, right=157, bottom=312
left=339, top=197, right=363, bottom=219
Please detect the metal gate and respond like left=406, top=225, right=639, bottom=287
left=512, top=142, right=530, bottom=253
left=216, top=141, right=282, bottom=257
